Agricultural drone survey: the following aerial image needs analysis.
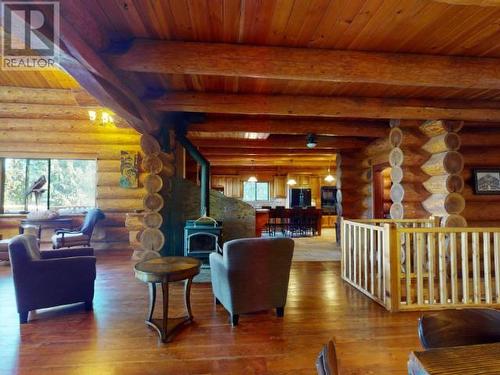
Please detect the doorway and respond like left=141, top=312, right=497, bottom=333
left=372, top=163, right=391, bottom=219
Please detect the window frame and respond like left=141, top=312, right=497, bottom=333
left=0, top=157, right=97, bottom=214
left=243, top=181, right=270, bottom=201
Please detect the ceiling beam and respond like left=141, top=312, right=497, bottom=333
left=190, top=135, right=368, bottom=149
left=211, top=166, right=333, bottom=175
left=199, top=148, right=337, bottom=156
left=209, top=160, right=336, bottom=167
left=107, top=39, right=500, bottom=90
left=10, top=3, right=162, bottom=135
left=188, top=118, right=387, bottom=137
left=148, top=92, right=500, bottom=122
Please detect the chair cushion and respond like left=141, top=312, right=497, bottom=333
left=52, top=233, right=90, bottom=247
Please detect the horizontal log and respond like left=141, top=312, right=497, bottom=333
left=390, top=166, right=430, bottom=184
left=419, top=120, right=465, bottom=137
left=422, top=193, right=466, bottom=216
left=421, top=151, right=464, bottom=176
left=463, top=186, right=500, bottom=202
left=0, top=143, right=141, bottom=160
left=0, top=131, right=139, bottom=145
left=189, top=118, right=387, bottom=138
left=96, top=198, right=142, bottom=211
left=148, top=92, right=500, bottom=121
left=0, top=102, right=98, bottom=120
left=192, top=135, right=368, bottom=149
left=463, top=202, right=500, bottom=221
left=98, top=172, right=146, bottom=187
left=402, top=202, right=429, bottom=219
left=0, top=86, right=78, bottom=105
left=96, top=186, right=146, bottom=199
left=462, top=147, right=500, bottom=166
left=441, top=214, right=468, bottom=228
left=0, top=118, right=135, bottom=133
left=423, top=174, right=464, bottom=194
left=422, top=133, right=461, bottom=153
left=108, top=39, right=500, bottom=90
left=460, top=129, right=500, bottom=147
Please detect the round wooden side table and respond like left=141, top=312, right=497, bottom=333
left=134, top=256, right=201, bottom=343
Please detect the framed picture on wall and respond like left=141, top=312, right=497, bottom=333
left=473, top=168, right=500, bottom=195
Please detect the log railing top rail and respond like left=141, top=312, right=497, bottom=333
left=342, top=219, right=387, bottom=230
left=351, top=218, right=436, bottom=224
left=397, top=227, right=500, bottom=233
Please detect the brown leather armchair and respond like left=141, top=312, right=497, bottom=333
left=8, top=234, right=96, bottom=323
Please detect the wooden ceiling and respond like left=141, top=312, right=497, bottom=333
left=2, top=0, right=500, bottom=168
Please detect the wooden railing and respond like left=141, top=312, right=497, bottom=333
left=351, top=217, right=438, bottom=229
left=341, top=218, right=500, bottom=312
left=341, top=219, right=391, bottom=308
left=396, top=227, right=500, bottom=311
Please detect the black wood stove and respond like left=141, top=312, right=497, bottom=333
left=184, top=217, right=222, bottom=265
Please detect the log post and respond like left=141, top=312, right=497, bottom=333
left=420, top=120, right=466, bottom=227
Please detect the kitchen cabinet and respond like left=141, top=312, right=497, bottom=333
left=273, top=176, right=287, bottom=198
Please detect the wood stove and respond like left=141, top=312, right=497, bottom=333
left=184, top=217, right=222, bottom=265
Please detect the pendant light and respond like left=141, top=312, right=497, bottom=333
left=248, top=160, right=258, bottom=182
left=324, top=159, right=335, bottom=183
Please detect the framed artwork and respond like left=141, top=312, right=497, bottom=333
left=120, top=151, right=139, bottom=188
left=473, top=168, right=500, bottom=195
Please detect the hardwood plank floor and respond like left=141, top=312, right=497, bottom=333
left=0, top=251, right=422, bottom=374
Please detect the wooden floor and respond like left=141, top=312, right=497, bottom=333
left=0, top=251, right=423, bottom=375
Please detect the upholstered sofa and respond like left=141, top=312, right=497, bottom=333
left=209, top=237, right=294, bottom=326
left=9, top=234, right=96, bottom=323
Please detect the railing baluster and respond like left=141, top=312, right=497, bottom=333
left=378, top=229, right=383, bottom=301
left=364, top=227, right=368, bottom=290
left=370, top=228, right=375, bottom=295
left=428, top=232, right=435, bottom=305
left=405, top=232, right=412, bottom=305
left=450, top=232, right=458, bottom=304
left=461, top=232, right=469, bottom=304
left=352, top=226, right=359, bottom=283
left=494, top=233, right=500, bottom=303
left=416, top=232, right=424, bottom=305
left=472, top=232, right=481, bottom=304
left=438, top=233, right=448, bottom=304
left=483, top=232, right=492, bottom=304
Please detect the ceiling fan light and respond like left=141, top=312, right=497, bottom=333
left=248, top=176, right=258, bottom=182
left=287, top=178, right=297, bottom=186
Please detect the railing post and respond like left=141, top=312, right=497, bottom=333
left=383, top=224, right=400, bottom=312
left=340, top=217, right=345, bottom=278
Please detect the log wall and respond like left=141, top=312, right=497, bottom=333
left=0, top=118, right=143, bottom=249
left=461, top=127, right=500, bottom=227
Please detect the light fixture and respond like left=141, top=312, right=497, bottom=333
left=248, top=160, right=258, bottom=182
left=88, top=109, right=114, bottom=126
left=324, top=160, right=335, bottom=183
left=306, top=133, right=317, bottom=148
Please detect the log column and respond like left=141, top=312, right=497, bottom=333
left=131, top=133, right=176, bottom=260
left=388, top=121, right=430, bottom=219
left=420, top=120, right=467, bottom=227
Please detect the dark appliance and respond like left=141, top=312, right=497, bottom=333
left=184, top=217, right=222, bottom=265
left=290, top=188, right=312, bottom=208
left=321, top=186, right=337, bottom=214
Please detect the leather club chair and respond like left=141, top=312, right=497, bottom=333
left=418, top=308, right=500, bottom=349
left=8, top=234, right=96, bottom=323
left=209, top=237, right=294, bottom=326
left=52, top=208, right=105, bottom=249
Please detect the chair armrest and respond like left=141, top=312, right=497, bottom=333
left=55, top=228, right=77, bottom=234
left=41, top=247, right=94, bottom=259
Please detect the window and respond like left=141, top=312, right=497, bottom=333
left=1, top=158, right=97, bottom=213
left=243, top=181, right=269, bottom=201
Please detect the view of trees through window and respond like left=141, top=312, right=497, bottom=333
left=243, top=182, right=269, bottom=201
left=2, top=158, right=97, bottom=212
